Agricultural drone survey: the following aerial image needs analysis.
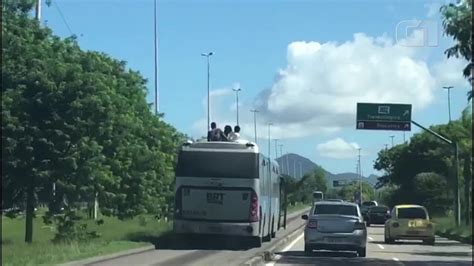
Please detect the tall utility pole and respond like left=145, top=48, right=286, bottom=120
left=279, top=144, right=284, bottom=173
left=358, top=148, right=362, bottom=203
left=443, top=86, right=454, bottom=123
left=384, top=144, right=389, bottom=150
left=153, top=0, right=159, bottom=114
left=286, top=152, right=290, bottom=176
left=250, top=109, right=259, bottom=144
left=267, top=123, right=273, bottom=159
left=390, top=135, right=395, bottom=147
left=274, top=139, right=279, bottom=160
left=293, top=159, right=296, bottom=178
left=299, top=162, right=303, bottom=179
left=35, top=0, right=42, bottom=21
left=232, top=87, right=242, bottom=126
left=201, top=52, right=214, bottom=130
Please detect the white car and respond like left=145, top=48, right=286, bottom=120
left=302, top=201, right=367, bottom=257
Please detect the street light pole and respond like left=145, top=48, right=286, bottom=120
left=153, top=0, right=159, bottom=114
left=35, top=0, right=42, bottom=21
left=443, top=86, right=454, bottom=123
left=267, top=123, right=273, bottom=159
left=232, top=87, right=242, bottom=126
left=274, top=139, right=279, bottom=159
left=201, top=52, right=214, bottom=130
left=358, top=148, right=362, bottom=203
left=390, top=135, right=395, bottom=147
left=250, top=109, right=259, bottom=144
left=279, top=144, right=284, bottom=173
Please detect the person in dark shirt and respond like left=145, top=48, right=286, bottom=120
left=224, top=125, right=233, bottom=139
left=207, top=122, right=227, bottom=141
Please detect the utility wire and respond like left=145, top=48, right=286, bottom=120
left=53, top=0, right=74, bottom=35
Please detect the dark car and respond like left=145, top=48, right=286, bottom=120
left=366, top=206, right=390, bottom=226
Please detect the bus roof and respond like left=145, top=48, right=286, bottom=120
left=182, top=140, right=260, bottom=153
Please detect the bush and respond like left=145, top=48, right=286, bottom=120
left=43, top=209, right=102, bottom=243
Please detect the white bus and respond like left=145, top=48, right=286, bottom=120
left=313, top=191, right=324, bottom=201
left=173, top=140, right=282, bottom=247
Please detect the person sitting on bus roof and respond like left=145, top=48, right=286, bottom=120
left=207, top=122, right=227, bottom=141
left=223, top=125, right=233, bottom=140
left=228, top=125, right=241, bottom=141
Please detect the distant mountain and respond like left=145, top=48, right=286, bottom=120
left=276, top=153, right=378, bottom=188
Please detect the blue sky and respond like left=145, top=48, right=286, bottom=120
left=41, top=0, right=470, bottom=176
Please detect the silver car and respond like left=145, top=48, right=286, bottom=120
left=301, top=201, right=367, bottom=257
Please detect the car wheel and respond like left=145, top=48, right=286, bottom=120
left=357, top=247, right=366, bottom=257
left=304, top=244, right=312, bottom=255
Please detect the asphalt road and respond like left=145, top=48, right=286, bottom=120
left=266, top=225, right=473, bottom=266
left=85, top=208, right=310, bottom=266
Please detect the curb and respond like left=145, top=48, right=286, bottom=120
left=60, top=245, right=156, bottom=266
left=242, top=208, right=309, bottom=266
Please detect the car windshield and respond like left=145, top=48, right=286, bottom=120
left=314, top=204, right=358, bottom=216
left=397, top=207, right=427, bottom=219
left=370, top=206, right=388, bottom=213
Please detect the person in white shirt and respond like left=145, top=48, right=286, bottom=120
left=228, top=125, right=241, bottom=141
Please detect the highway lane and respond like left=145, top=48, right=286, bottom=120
left=84, top=208, right=310, bottom=266
left=266, top=225, right=473, bottom=266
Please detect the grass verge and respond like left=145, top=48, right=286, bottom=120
left=2, top=214, right=171, bottom=266
left=432, top=216, right=472, bottom=245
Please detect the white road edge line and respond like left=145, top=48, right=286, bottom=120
left=265, top=233, right=304, bottom=266
left=377, top=244, right=385, bottom=250
left=393, top=257, right=400, bottom=261
left=368, top=236, right=374, bottom=241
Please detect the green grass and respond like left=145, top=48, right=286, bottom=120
left=2, top=214, right=171, bottom=266
left=432, top=216, right=472, bottom=244
left=287, top=202, right=310, bottom=213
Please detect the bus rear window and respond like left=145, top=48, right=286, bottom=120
left=175, top=151, right=259, bottom=178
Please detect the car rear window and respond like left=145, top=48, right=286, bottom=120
left=397, top=207, right=427, bottom=219
left=370, top=206, right=388, bottom=213
left=314, top=204, right=358, bottom=216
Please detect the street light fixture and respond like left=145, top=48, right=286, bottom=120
left=267, top=122, right=273, bottom=159
left=201, top=52, right=214, bottom=130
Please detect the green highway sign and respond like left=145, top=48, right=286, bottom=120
left=356, top=103, right=412, bottom=131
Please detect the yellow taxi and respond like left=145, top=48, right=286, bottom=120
left=384, top=204, right=435, bottom=245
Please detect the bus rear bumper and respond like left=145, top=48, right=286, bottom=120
left=173, top=219, right=259, bottom=237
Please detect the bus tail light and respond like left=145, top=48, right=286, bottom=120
left=249, top=190, right=259, bottom=222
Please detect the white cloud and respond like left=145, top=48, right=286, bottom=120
left=252, top=32, right=436, bottom=138
left=316, top=138, right=361, bottom=159
left=432, top=57, right=469, bottom=88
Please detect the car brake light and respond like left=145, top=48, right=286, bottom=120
left=354, top=221, right=365, bottom=230
left=307, top=220, right=318, bottom=229
left=393, top=222, right=399, bottom=228
left=249, top=190, right=259, bottom=222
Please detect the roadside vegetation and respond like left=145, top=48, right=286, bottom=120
left=372, top=0, right=472, bottom=244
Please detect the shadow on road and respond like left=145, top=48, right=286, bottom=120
left=274, top=251, right=472, bottom=265
left=126, top=231, right=252, bottom=251
left=371, top=240, right=471, bottom=248
left=276, top=250, right=358, bottom=258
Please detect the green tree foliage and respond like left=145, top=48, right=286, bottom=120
left=374, top=108, right=472, bottom=222
left=336, top=181, right=374, bottom=203
left=292, top=167, right=327, bottom=203
left=440, top=0, right=473, bottom=101
left=2, top=5, right=184, bottom=243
